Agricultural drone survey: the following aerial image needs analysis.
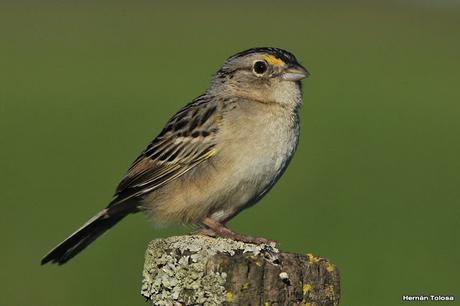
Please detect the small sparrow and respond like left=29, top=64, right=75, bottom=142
left=42, top=47, right=309, bottom=265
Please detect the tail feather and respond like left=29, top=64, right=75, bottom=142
left=41, top=209, right=126, bottom=265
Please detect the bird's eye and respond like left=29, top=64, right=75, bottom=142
left=253, top=61, right=268, bottom=75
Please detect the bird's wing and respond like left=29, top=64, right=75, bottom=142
left=108, top=95, right=221, bottom=207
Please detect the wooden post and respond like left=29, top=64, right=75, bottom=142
left=141, top=235, right=340, bottom=305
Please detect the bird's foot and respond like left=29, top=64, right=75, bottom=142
left=196, top=217, right=277, bottom=246
left=193, top=227, right=217, bottom=237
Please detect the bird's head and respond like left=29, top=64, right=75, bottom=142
left=209, top=47, right=309, bottom=107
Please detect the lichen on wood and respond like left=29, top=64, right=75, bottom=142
left=141, top=235, right=340, bottom=306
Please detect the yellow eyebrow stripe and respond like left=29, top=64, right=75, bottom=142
left=263, top=55, right=285, bottom=66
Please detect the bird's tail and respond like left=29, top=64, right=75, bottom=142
left=41, top=207, right=130, bottom=265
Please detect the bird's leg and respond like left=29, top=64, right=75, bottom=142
left=197, top=217, right=276, bottom=245
left=193, top=227, right=217, bottom=237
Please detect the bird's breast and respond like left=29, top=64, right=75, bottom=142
left=212, top=102, right=300, bottom=207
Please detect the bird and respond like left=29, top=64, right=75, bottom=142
left=41, top=47, right=309, bottom=265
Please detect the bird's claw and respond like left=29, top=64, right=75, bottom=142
left=196, top=217, right=277, bottom=246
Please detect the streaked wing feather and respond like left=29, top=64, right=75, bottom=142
left=109, top=95, right=220, bottom=206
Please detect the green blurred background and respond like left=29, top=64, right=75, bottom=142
left=1, top=1, right=459, bottom=305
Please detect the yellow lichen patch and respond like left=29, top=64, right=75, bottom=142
left=248, top=255, right=262, bottom=267
left=303, top=283, right=311, bottom=296
left=226, top=292, right=233, bottom=302
left=263, top=55, right=285, bottom=66
left=242, top=282, right=249, bottom=290
left=326, top=263, right=335, bottom=273
left=306, top=253, right=320, bottom=264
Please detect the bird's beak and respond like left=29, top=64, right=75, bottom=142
left=281, top=64, right=310, bottom=81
